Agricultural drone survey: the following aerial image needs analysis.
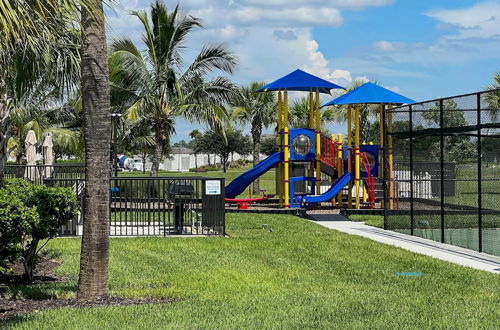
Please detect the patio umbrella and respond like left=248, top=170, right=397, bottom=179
left=42, top=133, right=54, bottom=178
left=24, top=130, right=39, bottom=182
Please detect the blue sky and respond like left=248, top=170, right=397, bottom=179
left=106, top=0, right=500, bottom=141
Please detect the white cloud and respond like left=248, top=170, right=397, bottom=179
left=233, top=7, right=343, bottom=26
left=426, top=1, right=500, bottom=39
left=385, top=85, right=401, bottom=93
left=105, top=0, right=395, bottom=140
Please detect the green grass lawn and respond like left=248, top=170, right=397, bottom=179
left=4, top=213, right=500, bottom=329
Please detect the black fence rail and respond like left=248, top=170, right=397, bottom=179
left=42, top=175, right=225, bottom=237
left=384, top=89, right=500, bottom=256
left=5, top=163, right=85, bottom=184
left=109, top=177, right=225, bottom=236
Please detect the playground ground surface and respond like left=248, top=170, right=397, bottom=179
left=3, top=213, right=500, bottom=328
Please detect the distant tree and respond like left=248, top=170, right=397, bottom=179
left=197, top=130, right=250, bottom=172
left=173, top=140, right=189, bottom=148
left=423, top=100, right=477, bottom=162
left=188, top=130, right=202, bottom=168
left=260, top=136, right=279, bottom=156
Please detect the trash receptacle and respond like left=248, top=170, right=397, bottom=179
left=168, top=182, right=194, bottom=234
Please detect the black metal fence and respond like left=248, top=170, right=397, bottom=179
left=384, top=89, right=500, bottom=256
left=4, top=164, right=225, bottom=236
left=4, top=163, right=85, bottom=184
left=108, top=177, right=225, bottom=236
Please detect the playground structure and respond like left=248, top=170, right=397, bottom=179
left=225, top=70, right=414, bottom=210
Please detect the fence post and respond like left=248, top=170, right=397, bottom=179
left=409, top=104, right=414, bottom=236
left=477, top=93, right=482, bottom=252
left=439, top=99, right=445, bottom=243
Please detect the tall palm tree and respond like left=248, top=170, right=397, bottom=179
left=288, top=96, right=336, bottom=132
left=77, top=0, right=111, bottom=301
left=231, top=81, right=276, bottom=193
left=109, top=0, right=238, bottom=176
left=484, top=71, right=500, bottom=122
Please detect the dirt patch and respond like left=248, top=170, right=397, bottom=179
left=1, top=258, right=176, bottom=321
left=0, top=296, right=177, bottom=320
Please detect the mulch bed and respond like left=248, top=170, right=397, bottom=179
left=0, top=258, right=175, bottom=321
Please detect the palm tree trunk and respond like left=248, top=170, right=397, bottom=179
left=151, top=141, right=162, bottom=176
left=77, top=0, right=111, bottom=301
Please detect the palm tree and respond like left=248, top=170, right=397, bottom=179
left=484, top=71, right=500, bottom=122
left=0, top=0, right=85, bottom=183
left=109, top=0, right=238, bottom=176
left=231, top=81, right=276, bottom=193
left=328, top=79, right=380, bottom=143
left=7, top=67, right=80, bottom=163
left=77, top=0, right=111, bottom=301
left=189, top=129, right=202, bottom=169
left=0, top=0, right=112, bottom=300
left=288, top=96, right=336, bottom=133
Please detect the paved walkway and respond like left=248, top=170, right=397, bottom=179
left=310, top=220, right=500, bottom=274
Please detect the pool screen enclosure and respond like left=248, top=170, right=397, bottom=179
left=384, top=89, right=500, bottom=256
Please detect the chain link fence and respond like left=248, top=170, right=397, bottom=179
left=384, top=89, right=500, bottom=256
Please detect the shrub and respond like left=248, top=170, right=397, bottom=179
left=0, top=179, right=79, bottom=281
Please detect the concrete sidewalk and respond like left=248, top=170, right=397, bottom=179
left=311, top=220, right=500, bottom=274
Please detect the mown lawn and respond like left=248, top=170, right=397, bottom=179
left=4, top=213, right=500, bottom=329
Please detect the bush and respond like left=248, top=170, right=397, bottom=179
left=0, top=179, right=79, bottom=281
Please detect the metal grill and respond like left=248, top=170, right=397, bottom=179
left=384, top=89, right=500, bottom=256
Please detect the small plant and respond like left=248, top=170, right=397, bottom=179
left=0, top=179, right=79, bottom=282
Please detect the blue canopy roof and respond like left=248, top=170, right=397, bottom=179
left=322, top=82, right=415, bottom=106
left=257, top=69, right=345, bottom=94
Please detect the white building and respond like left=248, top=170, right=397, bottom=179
left=152, top=147, right=255, bottom=172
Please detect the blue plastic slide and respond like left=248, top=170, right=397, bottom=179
left=302, top=172, right=353, bottom=204
left=225, top=152, right=282, bottom=198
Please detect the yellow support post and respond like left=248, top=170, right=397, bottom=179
left=355, top=104, right=361, bottom=209
left=309, top=90, right=315, bottom=178
left=388, top=105, right=394, bottom=209
left=309, top=89, right=314, bottom=129
left=277, top=90, right=283, bottom=207
left=283, top=89, right=290, bottom=208
left=315, top=89, right=321, bottom=195
left=337, top=133, right=343, bottom=207
left=347, top=105, right=353, bottom=208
